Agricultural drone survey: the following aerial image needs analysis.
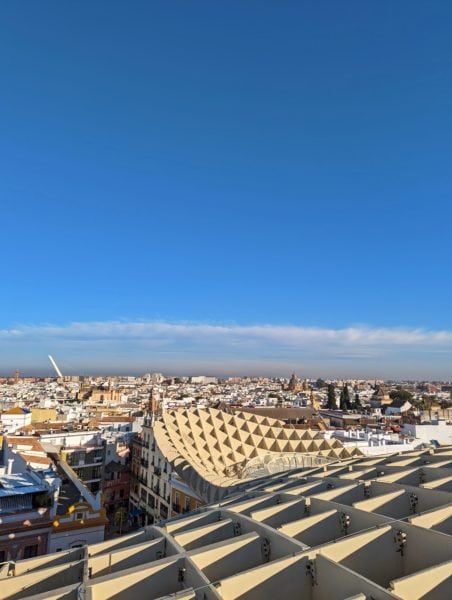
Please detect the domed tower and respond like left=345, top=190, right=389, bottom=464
left=288, top=373, right=302, bottom=392
left=371, top=385, right=391, bottom=408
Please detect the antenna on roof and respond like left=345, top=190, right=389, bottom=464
left=48, top=355, right=63, bottom=378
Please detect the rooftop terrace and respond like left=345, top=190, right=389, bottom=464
left=1, top=445, right=451, bottom=599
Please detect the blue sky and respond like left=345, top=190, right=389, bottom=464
left=1, top=1, right=452, bottom=378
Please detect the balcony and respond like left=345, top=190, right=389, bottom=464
left=104, top=478, right=126, bottom=489
left=129, top=490, right=140, bottom=501
left=73, top=460, right=104, bottom=469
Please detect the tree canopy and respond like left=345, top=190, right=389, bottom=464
left=389, top=389, right=414, bottom=403
left=326, top=384, right=336, bottom=409
left=339, top=384, right=351, bottom=411
left=353, top=392, right=362, bottom=409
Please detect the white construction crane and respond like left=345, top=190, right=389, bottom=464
left=48, top=355, right=63, bottom=378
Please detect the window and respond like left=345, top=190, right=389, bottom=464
left=71, top=451, right=84, bottom=465
left=184, top=496, right=191, bottom=512
left=23, top=544, right=38, bottom=559
left=75, top=512, right=84, bottom=520
left=119, top=489, right=124, bottom=498
left=0, top=550, right=6, bottom=563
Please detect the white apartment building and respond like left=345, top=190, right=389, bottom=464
left=330, top=429, right=419, bottom=455
left=0, top=407, right=32, bottom=433
left=130, top=415, right=173, bottom=525
left=402, top=419, right=452, bottom=446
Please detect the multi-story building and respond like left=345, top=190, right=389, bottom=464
left=130, top=390, right=171, bottom=525
left=102, top=460, right=130, bottom=520
left=132, top=414, right=172, bottom=524
left=41, top=431, right=105, bottom=494
left=48, top=458, right=107, bottom=553
left=0, top=448, right=59, bottom=562
left=145, top=424, right=172, bottom=522
left=0, top=407, right=32, bottom=433
left=128, top=434, right=144, bottom=527
left=130, top=412, right=198, bottom=525
left=402, top=418, right=452, bottom=446
left=170, top=474, right=202, bottom=516
left=88, top=415, right=138, bottom=438
left=0, top=435, right=107, bottom=558
left=61, top=445, right=104, bottom=494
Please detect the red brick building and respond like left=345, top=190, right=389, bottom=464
left=102, top=460, right=130, bottom=520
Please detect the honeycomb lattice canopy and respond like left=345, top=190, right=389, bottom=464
left=153, top=407, right=362, bottom=501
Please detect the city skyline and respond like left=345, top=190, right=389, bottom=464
left=2, top=318, right=452, bottom=379
left=1, top=2, right=452, bottom=376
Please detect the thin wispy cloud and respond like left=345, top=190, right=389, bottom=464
left=1, top=320, right=452, bottom=378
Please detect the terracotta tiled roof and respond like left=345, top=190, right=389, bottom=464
left=19, top=452, right=52, bottom=466
left=3, top=407, right=30, bottom=415
left=7, top=436, right=47, bottom=452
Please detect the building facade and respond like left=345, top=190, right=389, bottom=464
left=102, top=460, right=130, bottom=520
left=0, top=407, right=32, bottom=433
left=129, top=415, right=172, bottom=525
left=41, top=431, right=106, bottom=494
